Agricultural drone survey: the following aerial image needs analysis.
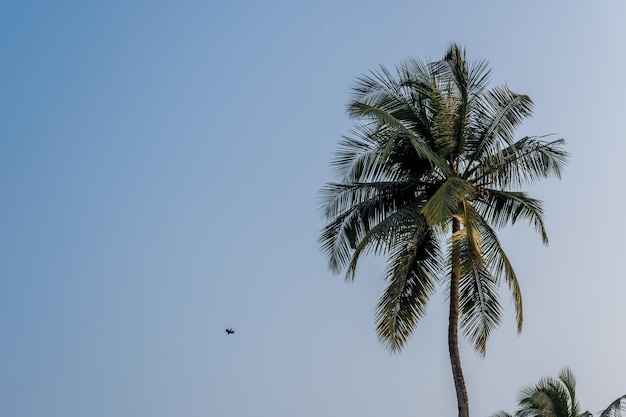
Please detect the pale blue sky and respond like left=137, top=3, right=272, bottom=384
left=2, top=2, right=625, bottom=416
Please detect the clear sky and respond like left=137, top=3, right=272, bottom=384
left=1, top=1, right=625, bottom=416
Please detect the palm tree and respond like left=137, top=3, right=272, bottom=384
left=491, top=367, right=626, bottom=417
left=319, top=43, right=567, bottom=417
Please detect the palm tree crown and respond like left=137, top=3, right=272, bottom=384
left=319, top=43, right=567, bottom=417
left=492, top=367, right=626, bottom=417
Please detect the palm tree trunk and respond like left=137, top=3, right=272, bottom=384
left=449, top=217, right=469, bottom=417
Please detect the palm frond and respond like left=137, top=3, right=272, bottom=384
left=558, top=367, right=579, bottom=416
left=320, top=209, right=365, bottom=274
left=350, top=64, right=406, bottom=107
left=491, top=412, right=514, bottom=417
left=346, top=202, right=425, bottom=280
left=320, top=177, right=427, bottom=276
left=474, top=188, right=548, bottom=245
left=320, top=180, right=418, bottom=221
left=319, top=186, right=401, bottom=273
left=600, top=395, right=626, bottom=417
left=433, top=45, right=470, bottom=156
left=421, top=177, right=475, bottom=226
left=348, top=101, right=448, bottom=172
left=376, top=228, right=442, bottom=352
left=330, top=122, right=443, bottom=187
left=358, top=63, right=443, bottom=151
left=352, top=65, right=430, bottom=125
left=442, top=43, right=470, bottom=99
left=458, top=249, right=502, bottom=356
left=454, top=201, right=502, bottom=354
left=470, top=137, right=568, bottom=189
left=466, top=57, right=492, bottom=100
left=431, top=93, right=462, bottom=156
left=518, top=384, right=555, bottom=417
left=464, top=86, right=534, bottom=169
left=478, top=220, right=523, bottom=332
left=329, top=125, right=389, bottom=183
left=458, top=199, right=483, bottom=264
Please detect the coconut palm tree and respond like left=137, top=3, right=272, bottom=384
left=319, top=43, right=567, bottom=417
left=491, top=367, right=626, bottom=417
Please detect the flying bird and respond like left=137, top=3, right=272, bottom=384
left=225, top=328, right=235, bottom=335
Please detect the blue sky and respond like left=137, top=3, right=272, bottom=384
left=2, top=1, right=625, bottom=416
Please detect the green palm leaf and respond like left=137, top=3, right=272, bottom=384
left=474, top=189, right=548, bottom=244
left=466, top=86, right=534, bottom=167
left=421, top=177, right=475, bottom=226
left=376, top=228, right=441, bottom=352
left=478, top=220, right=523, bottom=332
left=495, top=368, right=625, bottom=417
left=349, top=102, right=449, bottom=172
left=471, top=137, right=568, bottom=189
left=600, top=396, right=626, bottom=417
left=346, top=202, right=425, bottom=280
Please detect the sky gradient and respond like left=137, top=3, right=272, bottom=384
left=2, top=1, right=626, bottom=416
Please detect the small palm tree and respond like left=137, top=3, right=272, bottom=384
left=319, top=43, right=567, bottom=417
left=492, top=367, right=626, bottom=417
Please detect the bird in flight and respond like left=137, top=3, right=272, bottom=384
left=225, top=328, right=235, bottom=335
